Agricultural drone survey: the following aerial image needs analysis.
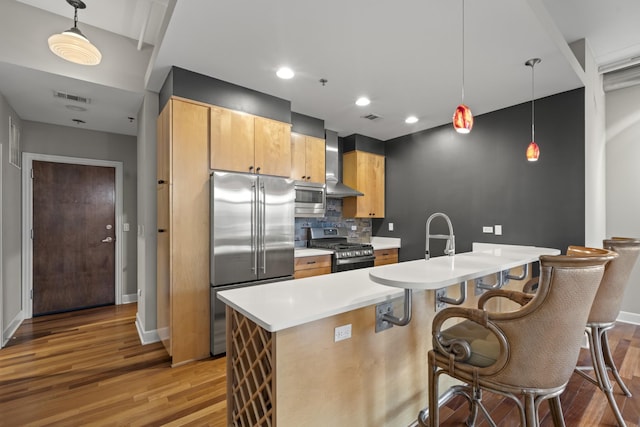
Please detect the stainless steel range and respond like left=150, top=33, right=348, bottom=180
left=308, top=227, right=375, bottom=272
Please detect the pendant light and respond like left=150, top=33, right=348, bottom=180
left=525, top=58, right=541, bottom=161
left=48, top=0, right=102, bottom=66
left=452, top=0, right=473, bottom=134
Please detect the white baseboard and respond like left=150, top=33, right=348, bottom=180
left=2, top=310, right=24, bottom=347
left=136, top=312, right=160, bottom=345
left=122, top=293, right=138, bottom=304
left=617, top=311, right=640, bottom=325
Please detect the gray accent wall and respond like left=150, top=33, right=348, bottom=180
left=160, top=67, right=291, bottom=124
left=373, top=88, right=585, bottom=261
left=21, top=122, right=138, bottom=297
left=291, top=112, right=324, bottom=138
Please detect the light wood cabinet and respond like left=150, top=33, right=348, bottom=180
left=374, top=248, right=398, bottom=266
left=342, top=150, right=385, bottom=218
left=157, top=98, right=211, bottom=366
left=210, top=106, right=291, bottom=177
left=291, top=133, right=326, bottom=184
left=209, top=106, right=254, bottom=173
left=294, top=254, right=332, bottom=279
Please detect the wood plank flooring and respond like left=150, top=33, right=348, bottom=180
left=0, top=303, right=638, bottom=426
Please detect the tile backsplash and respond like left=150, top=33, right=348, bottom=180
left=295, top=198, right=372, bottom=247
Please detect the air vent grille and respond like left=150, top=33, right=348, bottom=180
left=53, top=91, right=91, bottom=104
left=361, top=113, right=381, bottom=121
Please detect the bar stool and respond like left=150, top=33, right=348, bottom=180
left=422, top=247, right=617, bottom=426
left=576, top=238, right=640, bottom=426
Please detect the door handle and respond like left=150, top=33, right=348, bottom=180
left=101, top=237, right=114, bottom=243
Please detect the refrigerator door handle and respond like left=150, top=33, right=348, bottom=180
left=251, top=181, right=257, bottom=273
left=260, top=181, right=267, bottom=274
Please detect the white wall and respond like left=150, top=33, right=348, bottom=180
left=0, top=93, right=23, bottom=344
left=136, top=91, right=160, bottom=343
left=606, top=84, right=640, bottom=318
left=581, top=40, right=607, bottom=247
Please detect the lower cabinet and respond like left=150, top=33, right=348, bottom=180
left=374, top=248, right=399, bottom=266
left=294, top=255, right=332, bottom=279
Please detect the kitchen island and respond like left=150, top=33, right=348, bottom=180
left=218, top=243, right=559, bottom=427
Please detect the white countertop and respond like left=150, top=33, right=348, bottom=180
left=218, top=243, right=559, bottom=332
left=369, top=243, right=560, bottom=290
left=217, top=268, right=403, bottom=332
left=371, top=236, right=402, bottom=250
left=294, top=248, right=333, bottom=257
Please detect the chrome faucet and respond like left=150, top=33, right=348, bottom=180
left=425, top=212, right=455, bottom=260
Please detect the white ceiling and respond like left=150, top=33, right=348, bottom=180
left=1, top=0, right=639, bottom=139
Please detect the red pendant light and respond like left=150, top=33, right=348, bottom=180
left=453, top=0, right=473, bottom=134
left=453, top=104, right=473, bottom=134
left=525, top=58, right=541, bottom=161
left=526, top=141, right=540, bottom=161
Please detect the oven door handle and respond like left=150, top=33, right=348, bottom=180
left=335, top=255, right=376, bottom=265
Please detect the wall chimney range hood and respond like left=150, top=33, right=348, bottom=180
left=325, top=130, right=363, bottom=198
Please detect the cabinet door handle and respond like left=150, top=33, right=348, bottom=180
left=158, top=229, right=167, bottom=233
left=249, top=166, right=254, bottom=172
left=256, top=166, right=261, bottom=173
left=158, top=179, right=166, bottom=184
left=302, top=175, right=306, bottom=180
left=306, top=261, right=317, bottom=265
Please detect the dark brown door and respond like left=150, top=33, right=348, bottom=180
left=33, top=161, right=116, bottom=316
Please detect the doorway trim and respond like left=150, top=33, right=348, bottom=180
left=21, top=153, right=124, bottom=319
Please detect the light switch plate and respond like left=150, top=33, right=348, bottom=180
left=389, top=222, right=394, bottom=231
left=494, top=225, right=502, bottom=235
left=483, top=226, right=493, bottom=233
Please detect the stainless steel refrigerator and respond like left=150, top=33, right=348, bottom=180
left=210, top=171, right=295, bottom=355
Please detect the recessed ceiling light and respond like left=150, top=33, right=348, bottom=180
left=355, top=97, right=371, bottom=106
left=276, top=67, right=295, bottom=79
left=405, top=116, right=419, bottom=124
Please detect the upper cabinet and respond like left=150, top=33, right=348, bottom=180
left=342, top=150, right=385, bottom=218
left=210, top=106, right=291, bottom=177
left=290, top=133, right=326, bottom=184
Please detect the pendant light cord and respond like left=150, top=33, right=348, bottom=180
left=73, top=6, right=79, bottom=29
left=531, top=62, right=535, bottom=142
left=461, top=0, right=465, bottom=104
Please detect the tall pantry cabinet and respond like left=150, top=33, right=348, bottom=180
left=157, top=97, right=210, bottom=366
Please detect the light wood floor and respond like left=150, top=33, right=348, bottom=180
left=0, top=303, right=638, bottom=426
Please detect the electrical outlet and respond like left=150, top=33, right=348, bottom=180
left=334, top=324, right=352, bottom=342
left=351, top=225, right=357, bottom=231
left=494, top=225, right=502, bottom=235
left=123, top=223, right=130, bottom=232
left=483, top=226, right=493, bottom=233
left=388, top=222, right=394, bottom=231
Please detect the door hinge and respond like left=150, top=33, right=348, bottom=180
left=30, top=289, right=33, bottom=300
left=31, top=168, right=34, bottom=179
left=31, top=229, right=34, bottom=240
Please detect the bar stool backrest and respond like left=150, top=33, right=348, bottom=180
left=579, top=238, right=640, bottom=325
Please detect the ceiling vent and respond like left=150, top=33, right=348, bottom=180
left=53, top=90, right=91, bottom=104
left=361, top=113, right=382, bottom=121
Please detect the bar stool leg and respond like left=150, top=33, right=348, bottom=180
left=548, top=396, right=566, bottom=427
left=591, top=326, right=628, bottom=427
left=601, top=328, right=632, bottom=397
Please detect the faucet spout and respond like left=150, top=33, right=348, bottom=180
left=425, top=212, right=455, bottom=260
